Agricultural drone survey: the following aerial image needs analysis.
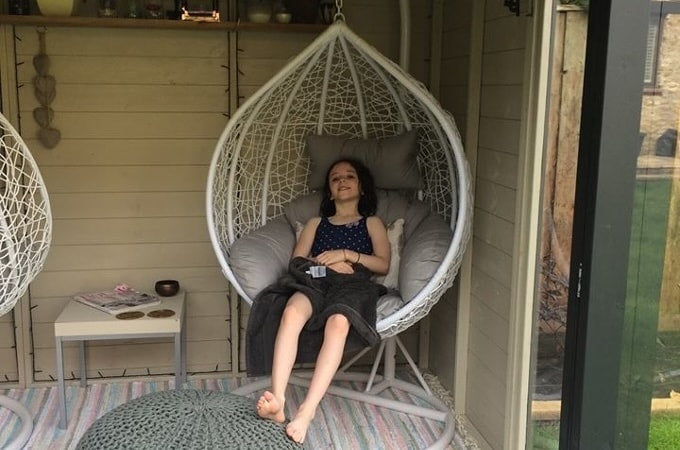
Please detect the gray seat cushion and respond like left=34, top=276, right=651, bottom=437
left=229, top=191, right=452, bottom=315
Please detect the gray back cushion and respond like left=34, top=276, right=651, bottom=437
left=229, top=216, right=295, bottom=300
left=306, top=130, right=423, bottom=191
left=399, top=213, right=452, bottom=302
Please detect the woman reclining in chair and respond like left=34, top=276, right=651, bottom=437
left=251, top=158, right=390, bottom=444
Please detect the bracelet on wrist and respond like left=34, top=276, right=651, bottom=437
left=355, top=251, right=361, bottom=264
left=343, top=249, right=347, bottom=261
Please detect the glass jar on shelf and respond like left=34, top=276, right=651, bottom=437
left=8, top=0, right=30, bottom=15
left=246, top=0, right=272, bottom=23
left=98, top=0, right=117, bottom=17
left=144, top=0, right=164, bottom=19
left=127, top=0, right=140, bottom=18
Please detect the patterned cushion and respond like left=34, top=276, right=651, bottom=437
left=373, top=218, right=404, bottom=290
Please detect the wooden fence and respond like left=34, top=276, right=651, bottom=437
left=539, top=7, right=587, bottom=339
left=542, top=6, right=680, bottom=334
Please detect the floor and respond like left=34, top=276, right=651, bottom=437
left=0, top=374, right=477, bottom=449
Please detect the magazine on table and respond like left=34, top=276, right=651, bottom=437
left=74, top=285, right=160, bottom=315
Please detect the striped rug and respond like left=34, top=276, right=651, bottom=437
left=0, top=377, right=474, bottom=449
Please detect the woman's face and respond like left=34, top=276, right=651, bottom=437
left=328, top=162, right=361, bottom=201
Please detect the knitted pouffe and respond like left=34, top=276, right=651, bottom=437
left=76, top=389, right=301, bottom=449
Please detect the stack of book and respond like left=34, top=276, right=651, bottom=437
left=74, top=288, right=160, bottom=315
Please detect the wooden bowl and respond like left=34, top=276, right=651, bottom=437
left=155, top=280, right=180, bottom=297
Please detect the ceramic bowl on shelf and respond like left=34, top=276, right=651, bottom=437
left=247, top=11, right=271, bottom=23
left=37, top=0, right=76, bottom=16
left=154, top=279, right=180, bottom=297
left=247, top=4, right=272, bottom=23
left=274, top=12, right=292, bottom=24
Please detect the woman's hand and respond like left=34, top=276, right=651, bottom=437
left=315, top=249, right=347, bottom=267
left=327, top=261, right=355, bottom=274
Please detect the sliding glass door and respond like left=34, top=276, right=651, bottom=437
left=527, top=1, right=680, bottom=448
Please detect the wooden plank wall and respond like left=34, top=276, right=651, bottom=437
left=0, top=0, right=434, bottom=385
left=428, top=0, right=473, bottom=392
left=0, top=312, right=18, bottom=382
left=14, top=26, right=232, bottom=382
left=462, top=2, right=529, bottom=448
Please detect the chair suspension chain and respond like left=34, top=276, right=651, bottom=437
left=334, top=0, right=345, bottom=22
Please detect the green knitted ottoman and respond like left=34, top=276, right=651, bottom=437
left=76, top=389, right=301, bottom=449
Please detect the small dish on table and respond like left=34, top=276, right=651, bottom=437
left=155, top=280, right=180, bottom=297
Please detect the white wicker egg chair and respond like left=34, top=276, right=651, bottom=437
left=0, top=112, right=52, bottom=449
left=206, top=18, right=471, bottom=450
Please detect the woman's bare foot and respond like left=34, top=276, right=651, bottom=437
left=256, top=391, right=285, bottom=423
left=286, top=411, right=314, bottom=444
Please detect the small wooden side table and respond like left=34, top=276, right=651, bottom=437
left=54, top=291, right=186, bottom=429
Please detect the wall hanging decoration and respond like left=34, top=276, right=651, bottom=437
left=33, top=29, right=61, bottom=149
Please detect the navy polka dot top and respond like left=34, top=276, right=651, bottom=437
left=311, top=216, right=374, bottom=257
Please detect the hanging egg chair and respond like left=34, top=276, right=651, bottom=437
left=206, top=17, right=472, bottom=450
left=0, top=112, right=52, bottom=449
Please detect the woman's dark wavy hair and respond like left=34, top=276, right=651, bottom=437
left=319, top=158, right=378, bottom=217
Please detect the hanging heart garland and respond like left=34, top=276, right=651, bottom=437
left=33, top=105, right=54, bottom=128
left=33, top=28, right=60, bottom=149
left=34, top=74, right=56, bottom=105
left=33, top=53, right=50, bottom=75
left=38, top=127, right=61, bottom=149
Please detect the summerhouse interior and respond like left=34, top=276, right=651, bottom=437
left=0, top=1, right=548, bottom=449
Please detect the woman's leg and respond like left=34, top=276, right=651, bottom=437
left=286, top=313, right=350, bottom=443
left=257, top=292, right=312, bottom=423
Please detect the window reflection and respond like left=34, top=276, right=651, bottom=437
left=530, top=1, right=680, bottom=448
left=620, top=1, right=680, bottom=448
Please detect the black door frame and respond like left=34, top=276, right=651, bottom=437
left=559, top=0, right=649, bottom=448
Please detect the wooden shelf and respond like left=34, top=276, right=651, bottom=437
left=0, top=14, right=327, bottom=32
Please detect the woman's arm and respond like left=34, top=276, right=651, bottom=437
left=315, top=217, right=390, bottom=274
left=351, top=216, right=390, bottom=275
left=295, top=218, right=353, bottom=273
left=292, top=217, right=321, bottom=259
left=311, top=217, right=390, bottom=275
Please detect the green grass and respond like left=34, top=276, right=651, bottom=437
left=648, top=413, right=680, bottom=450
left=530, top=421, right=559, bottom=450
left=531, top=413, right=680, bottom=449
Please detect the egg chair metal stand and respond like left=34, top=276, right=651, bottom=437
left=0, top=113, right=53, bottom=449
left=207, top=18, right=471, bottom=449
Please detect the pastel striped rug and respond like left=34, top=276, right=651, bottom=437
left=0, top=377, right=473, bottom=449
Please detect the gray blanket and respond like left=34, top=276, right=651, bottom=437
left=246, top=257, right=385, bottom=376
